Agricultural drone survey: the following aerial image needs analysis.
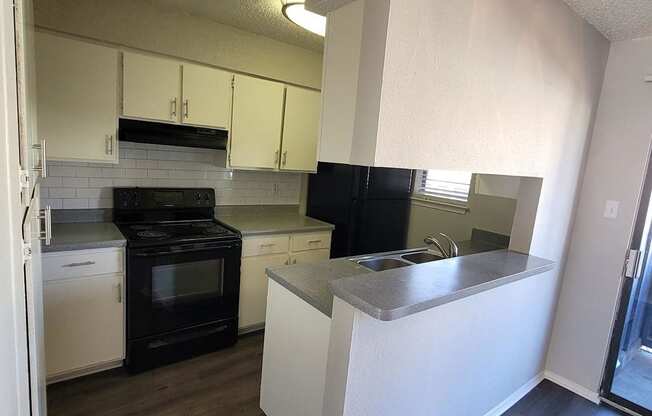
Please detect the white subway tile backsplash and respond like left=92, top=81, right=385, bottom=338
left=41, top=142, right=303, bottom=209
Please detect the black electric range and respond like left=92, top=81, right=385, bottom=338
left=114, top=188, right=242, bottom=373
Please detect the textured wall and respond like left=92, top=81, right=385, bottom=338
left=547, top=36, right=652, bottom=394
left=40, top=142, right=302, bottom=209
left=33, top=0, right=323, bottom=89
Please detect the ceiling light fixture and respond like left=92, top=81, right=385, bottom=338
left=282, top=2, right=326, bottom=37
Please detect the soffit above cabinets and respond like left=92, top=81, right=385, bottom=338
left=562, top=0, right=652, bottom=41
left=148, top=0, right=324, bottom=52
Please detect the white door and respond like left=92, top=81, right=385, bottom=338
left=280, top=86, right=321, bottom=172
left=230, top=75, right=284, bottom=170
left=182, top=64, right=232, bottom=129
left=14, top=0, right=47, bottom=414
left=44, top=274, right=123, bottom=378
left=36, top=32, right=118, bottom=163
left=239, top=253, right=289, bottom=329
left=122, top=52, right=180, bottom=123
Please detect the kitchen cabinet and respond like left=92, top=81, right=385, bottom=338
left=181, top=63, right=232, bottom=129
left=280, top=86, right=321, bottom=172
left=239, top=253, right=289, bottom=330
left=42, top=248, right=124, bottom=382
left=122, top=52, right=180, bottom=123
left=229, top=74, right=285, bottom=170
left=238, top=231, right=332, bottom=332
left=36, top=32, right=118, bottom=163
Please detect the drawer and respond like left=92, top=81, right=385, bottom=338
left=291, top=232, right=332, bottom=252
left=242, top=234, right=290, bottom=257
left=43, top=248, right=124, bottom=281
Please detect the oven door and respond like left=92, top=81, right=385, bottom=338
left=127, top=240, right=241, bottom=340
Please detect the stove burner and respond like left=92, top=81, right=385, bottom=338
left=204, top=226, right=227, bottom=235
left=137, top=230, right=169, bottom=239
left=192, top=222, right=215, bottom=228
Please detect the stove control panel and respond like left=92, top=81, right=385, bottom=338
left=114, top=188, right=215, bottom=210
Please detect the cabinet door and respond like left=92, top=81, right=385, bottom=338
left=36, top=32, right=118, bottom=162
left=239, top=253, right=289, bottom=329
left=182, top=63, right=232, bottom=129
left=230, top=75, right=284, bottom=169
left=44, top=274, right=124, bottom=378
left=290, top=249, right=331, bottom=265
left=123, top=52, right=180, bottom=123
left=280, top=86, right=321, bottom=172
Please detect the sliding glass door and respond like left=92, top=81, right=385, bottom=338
left=602, top=153, right=652, bottom=416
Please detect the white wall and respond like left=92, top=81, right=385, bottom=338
left=320, top=0, right=610, bottom=408
left=33, top=0, right=323, bottom=89
left=324, top=271, right=554, bottom=416
left=546, top=36, right=652, bottom=394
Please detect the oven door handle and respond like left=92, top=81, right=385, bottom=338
left=133, top=245, right=237, bottom=257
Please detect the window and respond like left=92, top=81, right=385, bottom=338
left=413, top=170, right=473, bottom=205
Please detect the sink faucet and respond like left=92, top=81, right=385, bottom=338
left=424, top=233, right=459, bottom=258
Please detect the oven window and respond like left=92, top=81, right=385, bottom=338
left=151, top=259, right=224, bottom=306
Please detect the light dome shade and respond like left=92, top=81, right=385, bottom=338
left=282, top=3, right=326, bottom=37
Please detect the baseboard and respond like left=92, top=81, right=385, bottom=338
left=483, top=372, right=545, bottom=416
left=47, top=359, right=123, bottom=385
left=544, top=370, right=600, bottom=404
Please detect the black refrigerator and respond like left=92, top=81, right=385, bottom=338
left=307, top=162, right=414, bottom=258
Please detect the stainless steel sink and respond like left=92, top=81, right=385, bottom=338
left=357, top=258, right=411, bottom=272
left=401, top=252, right=445, bottom=264
left=351, top=248, right=445, bottom=272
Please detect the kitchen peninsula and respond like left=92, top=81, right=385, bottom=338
left=261, top=249, right=555, bottom=416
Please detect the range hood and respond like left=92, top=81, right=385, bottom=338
left=119, top=119, right=228, bottom=150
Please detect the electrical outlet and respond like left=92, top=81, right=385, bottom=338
left=604, top=200, right=620, bottom=219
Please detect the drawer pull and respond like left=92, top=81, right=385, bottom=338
left=259, top=243, right=276, bottom=248
left=308, top=240, right=322, bottom=244
left=61, top=261, right=96, bottom=268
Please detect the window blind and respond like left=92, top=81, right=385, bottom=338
left=414, top=170, right=472, bottom=204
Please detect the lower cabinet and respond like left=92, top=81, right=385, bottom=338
left=238, top=231, right=332, bottom=331
left=43, top=248, right=125, bottom=382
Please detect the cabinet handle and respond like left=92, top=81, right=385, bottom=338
left=105, top=135, right=114, bottom=155
left=260, top=243, right=276, bottom=248
left=184, top=99, right=189, bottom=119
left=116, top=282, right=122, bottom=303
left=62, top=261, right=96, bottom=268
left=308, top=240, right=322, bottom=244
left=171, top=98, right=177, bottom=119
left=31, top=139, right=47, bottom=178
left=284, top=259, right=289, bottom=265
left=36, top=205, right=52, bottom=246
left=292, top=258, right=297, bottom=264
left=282, top=150, right=288, bottom=166
left=274, top=150, right=280, bottom=165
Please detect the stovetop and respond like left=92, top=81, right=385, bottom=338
left=117, top=220, right=240, bottom=247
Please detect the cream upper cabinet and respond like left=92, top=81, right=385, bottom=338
left=182, top=63, right=232, bottom=129
left=230, top=75, right=285, bottom=169
left=36, top=32, right=118, bottom=163
left=122, top=52, right=180, bottom=123
left=280, top=86, right=321, bottom=172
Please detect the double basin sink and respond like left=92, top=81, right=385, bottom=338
left=351, top=248, right=446, bottom=272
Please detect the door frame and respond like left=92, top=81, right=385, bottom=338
left=0, top=1, right=33, bottom=415
left=601, top=139, right=652, bottom=416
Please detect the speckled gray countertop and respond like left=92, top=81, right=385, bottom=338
left=267, top=250, right=554, bottom=321
left=42, top=222, right=126, bottom=253
left=216, top=212, right=334, bottom=236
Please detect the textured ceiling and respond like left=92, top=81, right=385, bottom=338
left=563, top=0, right=652, bottom=41
left=147, top=0, right=324, bottom=52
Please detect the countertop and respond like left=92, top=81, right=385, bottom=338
left=267, top=249, right=554, bottom=321
left=42, top=222, right=126, bottom=253
left=216, top=212, right=334, bottom=236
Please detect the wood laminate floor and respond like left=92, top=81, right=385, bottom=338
left=504, top=379, right=625, bottom=416
left=47, top=332, right=265, bottom=416
left=49, top=332, right=628, bottom=416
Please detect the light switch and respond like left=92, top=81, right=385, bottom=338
left=604, top=200, right=620, bottom=219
